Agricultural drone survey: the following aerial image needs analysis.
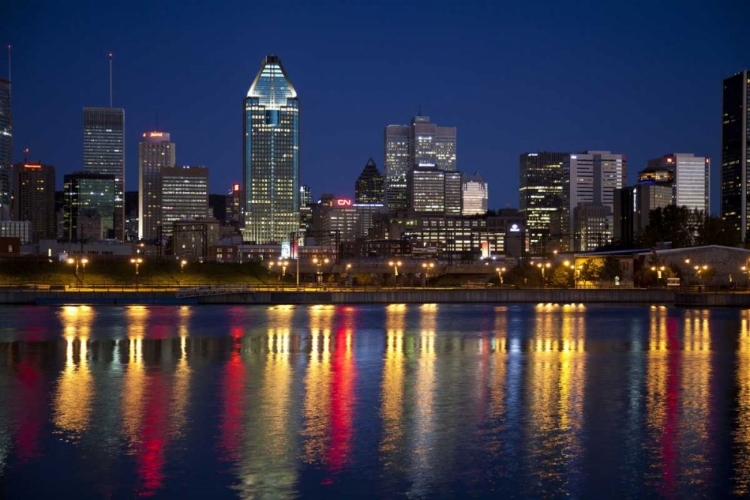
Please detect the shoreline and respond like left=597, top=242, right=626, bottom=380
left=0, top=288, right=741, bottom=307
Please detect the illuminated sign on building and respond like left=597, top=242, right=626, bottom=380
left=149, top=132, right=163, bottom=138
left=509, top=223, right=521, bottom=233
left=335, top=198, right=353, bottom=207
left=23, top=164, right=42, bottom=169
left=233, top=184, right=240, bottom=192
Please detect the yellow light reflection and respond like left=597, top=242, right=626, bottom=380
left=122, top=307, right=148, bottom=445
left=380, top=302, right=407, bottom=462
left=171, top=307, right=192, bottom=438
left=302, top=304, right=333, bottom=465
left=54, top=306, right=95, bottom=440
left=734, top=309, right=750, bottom=495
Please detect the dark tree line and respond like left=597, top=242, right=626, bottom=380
left=638, top=206, right=740, bottom=249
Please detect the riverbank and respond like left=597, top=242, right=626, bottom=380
left=3, top=287, right=750, bottom=307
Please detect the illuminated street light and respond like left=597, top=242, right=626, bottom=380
left=67, top=256, right=89, bottom=289
left=536, top=262, right=551, bottom=287
left=694, top=264, right=709, bottom=285
left=495, top=266, right=506, bottom=286
left=180, top=259, right=187, bottom=286
left=388, top=260, right=402, bottom=277
left=422, top=262, right=435, bottom=287
left=280, top=259, right=289, bottom=278
left=130, top=257, right=143, bottom=291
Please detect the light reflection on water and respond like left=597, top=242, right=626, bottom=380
left=0, top=304, right=750, bottom=498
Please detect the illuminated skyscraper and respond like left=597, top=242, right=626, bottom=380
left=562, top=151, right=627, bottom=251
left=83, top=107, right=125, bottom=240
left=12, top=162, right=55, bottom=242
left=462, top=172, right=488, bottom=216
left=138, top=131, right=175, bottom=241
left=647, top=153, right=709, bottom=213
left=519, top=152, right=566, bottom=254
left=721, top=70, right=750, bottom=239
left=161, top=165, right=209, bottom=238
left=384, top=115, right=456, bottom=209
left=355, top=158, right=385, bottom=203
left=408, top=166, right=462, bottom=215
left=0, top=78, right=11, bottom=221
left=242, top=55, right=299, bottom=244
left=63, top=172, right=116, bottom=242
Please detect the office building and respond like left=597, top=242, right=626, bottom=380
left=242, top=55, right=299, bottom=244
left=562, top=151, right=627, bottom=251
left=138, top=131, right=175, bottom=241
left=722, top=70, right=750, bottom=239
left=384, top=115, right=457, bottom=209
left=519, top=152, right=566, bottom=254
left=648, top=153, right=709, bottom=213
left=614, top=183, right=672, bottom=246
left=314, top=197, right=360, bottom=243
left=161, top=165, right=209, bottom=237
left=0, top=78, right=11, bottom=221
left=83, top=107, right=125, bottom=240
left=355, top=158, right=385, bottom=203
left=462, top=172, right=488, bottom=216
left=12, top=162, right=55, bottom=242
left=63, top=172, right=116, bottom=242
left=408, top=166, right=462, bottom=214
left=573, top=204, right=610, bottom=251
left=226, top=183, right=242, bottom=228
left=0, top=221, right=31, bottom=244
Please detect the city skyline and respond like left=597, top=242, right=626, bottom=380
left=2, top=1, right=748, bottom=215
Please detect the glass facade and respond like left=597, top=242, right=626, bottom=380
left=0, top=78, right=11, bottom=221
left=355, top=158, right=385, bottom=203
left=519, top=152, right=566, bottom=254
left=562, top=151, right=627, bottom=251
left=462, top=172, right=488, bottom=216
left=243, top=56, right=299, bottom=244
left=648, top=153, right=709, bottom=214
left=721, top=70, right=749, bottom=239
left=138, top=131, right=175, bottom=241
left=161, top=166, right=209, bottom=238
left=83, top=107, right=125, bottom=241
left=63, top=172, right=116, bottom=242
left=384, top=116, right=456, bottom=210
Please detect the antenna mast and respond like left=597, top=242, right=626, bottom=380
left=108, top=52, right=113, bottom=107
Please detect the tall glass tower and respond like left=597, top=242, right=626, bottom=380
left=138, top=131, right=175, bottom=241
left=242, top=55, right=299, bottom=244
left=83, top=107, right=125, bottom=240
left=0, top=78, right=12, bottom=221
left=721, top=70, right=750, bottom=240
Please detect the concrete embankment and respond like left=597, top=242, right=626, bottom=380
left=0, top=288, right=677, bottom=306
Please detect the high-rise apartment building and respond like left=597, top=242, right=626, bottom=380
left=721, top=70, right=750, bottom=239
left=63, top=172, right=116, bottom=242
left=83, top=107, right=125, bottom=240
left=648, top=153, right=709, bottom=213
left=12, top=162, right=55, bottom=242
left=562, top=151, right=627, bottom=251
left=161, top=165, right=209, bottom=237
left=138, top=131, right=175, bottom=241
left=519, top=152, right=566, bottom=254
left=242, top=55, right=299, bottom=244
left=0, top=78, right=12, bottom=221
left=355, top=158, right=385, bottom=203
left=384, top=116, right=456, bottom=209
left=462, top=172, right=488, bottom=216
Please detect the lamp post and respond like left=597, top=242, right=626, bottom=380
left=389, top=260, right=402, bottom=286
left=280, top=260, right=289, bottom=281
left=131, top=257, right=143, bottom=291
left=423, top=262, right=435, bottom=287
left=650, top=265, right=665, bottom=286
left=694, top=264, right=708, bottom=286
left=537, top=262, right=550, bottom=287
left=495, top=266, right=506, bottom=286
left=67, top=256, right=89, bottom=289
left=742, top=265, right=749, bottom=288
left=345, top=263, right=352, bottom=286
left=180, top=259, right=187, bottom=286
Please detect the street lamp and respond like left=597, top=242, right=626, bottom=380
left=537, top=262, right=551, bottom=287
left=279, top=260, right=289, bottom=280
left=313, top=257, right=329, bottom=285
left=180, top=259, right=187, bottom=286
left=495, top=266, right=506, bottom=286
left=694, top=264, right=708, bottom=285
left=67, top=256, right=89, bottom=289
left=423, top=262, right=435, bottom=287
left=389, top=260, right=402, bottom=276
left=131, top=257, right=143, bottom=291
left=650, top=265, right=666, bottom=286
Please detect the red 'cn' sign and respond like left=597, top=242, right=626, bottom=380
left=336, top=199, right=352, bottom=207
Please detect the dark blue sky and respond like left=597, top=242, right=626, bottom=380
left=3, top=0, right=748, bottom=214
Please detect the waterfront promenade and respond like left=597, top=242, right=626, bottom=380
left=0, top=285, right=724, bottom=306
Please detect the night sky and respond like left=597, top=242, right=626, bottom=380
left=3, top=0, right=748, bottom=214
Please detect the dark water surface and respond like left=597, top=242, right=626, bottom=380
left=0, top=303, right=748, bottom=498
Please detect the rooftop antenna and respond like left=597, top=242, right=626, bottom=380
left=108, top=52, right=113, bottom=107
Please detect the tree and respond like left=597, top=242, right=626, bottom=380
left=640, top=205, right=699, bottom=248
left=578, top=259, right=601, bottom=284
left=599, top=256, right=622, bottom=282
left=550, top=265, right=573, bottom=288
left=696, top=215, right=740, bottom=247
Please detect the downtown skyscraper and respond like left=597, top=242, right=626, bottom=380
left=0, top=77, right=11, bottom=221
left=138, top=131, right=175, bottom=241
left=242, top=55, right=299, bottom=244
left=721, top=70, right=750, bottom=240
left=83, top=107, right=124, bottom=240
left=519, top=152, right=567, bottom=254
left=384, top=115, right=456, bottom=210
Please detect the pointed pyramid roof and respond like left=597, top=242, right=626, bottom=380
left=246, top=55, right=297, bottom=107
